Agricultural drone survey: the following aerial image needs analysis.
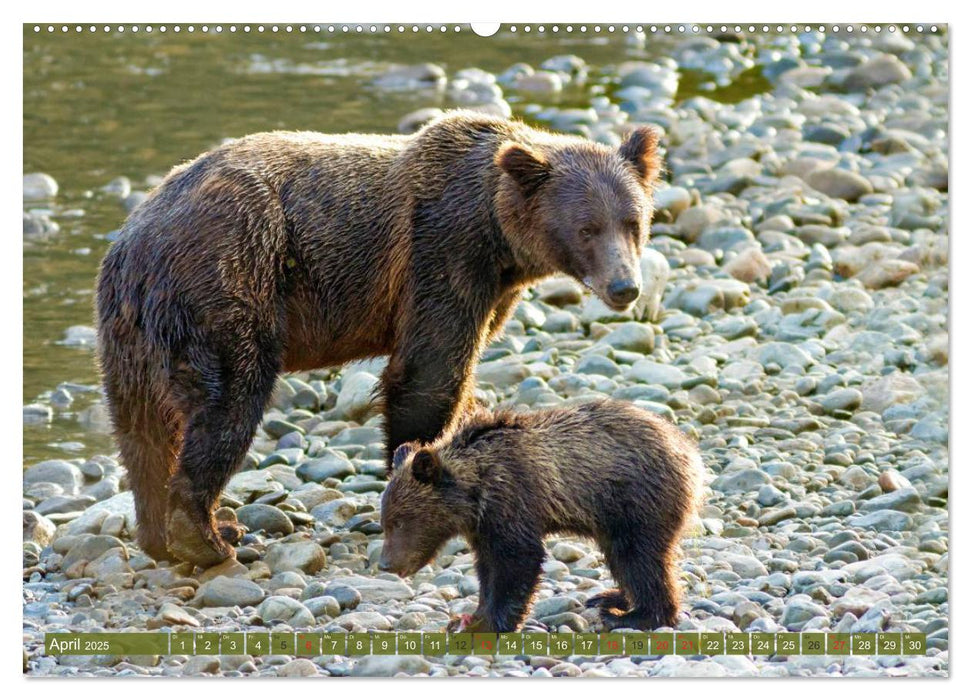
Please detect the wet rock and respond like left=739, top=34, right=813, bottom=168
left=24, top=173, right=58, bottom=200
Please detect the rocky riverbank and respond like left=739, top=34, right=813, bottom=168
left=24, top=27, right=948, bottom=677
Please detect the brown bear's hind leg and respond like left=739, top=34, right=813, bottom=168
left=166, top=338, right=280, bottom=567
left=101, top=352, right=182, bottom=562
left=114, top=405, right=181, bottom=562
left=600, top=533, right=681, bottom=631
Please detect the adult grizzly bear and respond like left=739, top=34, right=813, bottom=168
left=96, top=111, right=662, bottom=566
left=379, top=399, right=703, bottom=632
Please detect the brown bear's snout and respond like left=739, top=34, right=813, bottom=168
left=606, top=277, right=641, bottom=308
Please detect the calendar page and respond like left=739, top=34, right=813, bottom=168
left=22, top=19, right=948, bottom=680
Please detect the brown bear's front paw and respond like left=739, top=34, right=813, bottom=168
left=446, top=613, right=493, bottom=633
left=166, top=499, right=236, bottom=568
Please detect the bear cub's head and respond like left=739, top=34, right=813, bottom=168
left=496, top=126, right=662, bottom=311
left=378, top=441, right=461, bottom=578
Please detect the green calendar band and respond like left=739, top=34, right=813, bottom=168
left=43, top=631, right=927, bottom=657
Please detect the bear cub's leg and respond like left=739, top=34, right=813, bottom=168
left=453, top=532, right=546, bottom=633
left=599, top=534, right=681, bottom=630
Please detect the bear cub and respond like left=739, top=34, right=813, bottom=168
left=379, top=399, right=703, bottom=632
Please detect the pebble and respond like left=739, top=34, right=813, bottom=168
left=264, top=540, right=327, bottom=575
left=195, top=576, right=266, bottom=608
left=257, top=596, right=315, bottom=627
left=235, top=504, right=294, bottom=536
left=351, top=655, right=432, bottom=677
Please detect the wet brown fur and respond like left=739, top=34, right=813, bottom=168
left=380, top=399, right=703, bottom=632
left=95, top=111, right=660, bottom=565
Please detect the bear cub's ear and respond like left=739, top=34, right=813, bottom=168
left=412, top=448, right=444, bottom=484
left=619, top=126, right=662, bottom=186
left=497, top=143, right=551, bottom=197
left=392, top=441, right=419, bottom=472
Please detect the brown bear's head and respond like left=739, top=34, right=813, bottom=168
left=378, top=442, right=465, bottom=577
left=496, top=126, right=662, bottom=311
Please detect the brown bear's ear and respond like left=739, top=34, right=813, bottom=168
left=497, top=143, right=551, bottom=197
left=411, top=448, right=443, bottom=485
left=619, top=126, right=662, bottom=186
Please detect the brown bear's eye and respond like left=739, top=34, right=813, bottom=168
left=580, top=226, right=599, bottom=241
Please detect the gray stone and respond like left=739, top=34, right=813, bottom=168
left=574, top=354, right=621, bottom=378
left=196, top=576, right=265, bottom=608
left=599, top=322, right=655, bottom=354
left=326, top=575, right=413, bottom=604
left=310, top=498, right=357, bottom=527
left=183, top=655, right=221, bottom=675
left=23, top=404, right=52, bottom=424
left=24, top=460, right=83, bottom=495
left=303, top=595, right=341, bottom=618
left=859, top=487, right=921, bottom=514
left=83, top=546, right=132, bottom=578
left=334, top=372, right=380, bottom=422
left=819, top=388, right=862, bottom=414
left=477, top=359, right=529, bottom=387
left=627, top=360, right=687, bottom=389
left=277, top=658, right=319, bottom=677
left=264, top=540, right=327, bottom=574
left=235, top=504, right=294, bottom=536
left=296, top=451, right=355, bottom=482
left=721, top=552, right=768, bottom=579
left=351, top=655, right=432, bottom=677
left=257, top=596, right=315, bottom=627
left=781, top=595, right=829, bottom=630
left=61, top=535, right=127, bottom=571
left=806, top=168, right=873, bottom=203
left=844, top=54, right=912, bottom=90
left=323, top=583, right=362, bottom=610
left=711, top=469, right=771, bottom=493
left=751, top=342, right=814, bottom=370
left=24, top=172, right=58, bottom=200
left=65, top=492, right=136, bottom=535
left=849, top=509, right=914, bottom=531
left=23, top=511, right=56, bottom=546
left=551, top=541, right=585, bottom=563
left=397, top=108, right=444, bottom=134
